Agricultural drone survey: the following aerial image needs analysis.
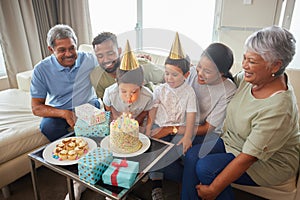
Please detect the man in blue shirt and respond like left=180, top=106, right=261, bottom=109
left=30, top=24, right=99, bottom=142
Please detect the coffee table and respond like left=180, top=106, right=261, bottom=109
left=28, top=134, right=173, bottom=200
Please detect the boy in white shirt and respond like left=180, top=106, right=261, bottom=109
left=146, top=32, right=197, bottom=200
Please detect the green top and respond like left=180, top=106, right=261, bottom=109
left=222, top=72, right=300, bottom=186
left=90, top=66, right=115, bottom=99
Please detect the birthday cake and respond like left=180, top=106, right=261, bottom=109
left=110, top=113, right=142, bottom=154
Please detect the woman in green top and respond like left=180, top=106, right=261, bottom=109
left=181, top=25, right=299, bottom=200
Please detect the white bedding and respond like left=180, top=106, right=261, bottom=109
left=0, top=89, right=49, bottom=164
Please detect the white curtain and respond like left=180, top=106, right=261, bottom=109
left=0, top=0, right=92, bottom=88
left=0, top=0, right=42, bottom=88
left=56, top=0, right=93, bottom=45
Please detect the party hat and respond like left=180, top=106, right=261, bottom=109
left=120, top=40, right=139, bottom=70
left=169, top=32, right=185, bottom=59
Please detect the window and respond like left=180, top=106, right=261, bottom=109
left=0, top=44, right=7, bottom=77
left=143, top=0, right=215, bottom=50
left=288, top=0, right=300, bottom=69
left=89, top=0, right=215, bottom=63
left=89, top=0, right=136, bottom=37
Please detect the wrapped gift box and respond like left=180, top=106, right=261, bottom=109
left=75, top=103, right=106, bottom=125
left=102, top=159, right=139, bottom=189
left=74, top=111, right=110, bottom=137
left=78, top=147, right=113, bottom=185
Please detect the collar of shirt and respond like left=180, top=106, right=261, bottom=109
left=51, top=54, right=81, bottom=72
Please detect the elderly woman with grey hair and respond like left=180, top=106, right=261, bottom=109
left=181, top=25, right=299, bottom=200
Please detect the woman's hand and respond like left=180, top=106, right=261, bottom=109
left=196, top=153, right=258, bottom=199
left=196, top=183, right=218, bottom=200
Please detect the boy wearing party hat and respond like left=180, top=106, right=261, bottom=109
left=146, top=32, right=197, bottom=200
left=103, top=40, right=153, bottom=126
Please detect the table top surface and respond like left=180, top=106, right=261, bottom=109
left=28, top=134, right=173, bottom=200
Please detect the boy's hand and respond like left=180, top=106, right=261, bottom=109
left=177, top=136, right=192, bottom=154
left=139, top=126, right=146, bottom=134
left=137, top=54, right=152, bottom=61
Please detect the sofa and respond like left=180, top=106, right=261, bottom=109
left=0, top=45, right=166, bottom=198
left=0, top=72, right=49, bottom=198
left=0, top=44, right=299, bottom=199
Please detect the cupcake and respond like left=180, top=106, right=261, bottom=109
left=74, top=146, right=84, bottom=156
left=62, top=138, right=71, bottom=144
left=67, top=142, right=76, bottom=150
left=59, top=150, right=68, bottom=160
left=78, top=141, right=88, bottom=151
left=75, top=138, right=83, bottom=145
left=68, top=150, right=77, bottom=160
left=53, top=147, right=63, bottom=155
left=56, top=143, right=65, bottom=149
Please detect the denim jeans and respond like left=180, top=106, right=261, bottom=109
left=40, top=100, right=100, bottom=142
left=149, top=134, right=183, bottom=180
left=40, top=117, right=71, bottom=142
left=181, top=137, right=257, bottom=200
left=149, top=134, right=207, bottom=182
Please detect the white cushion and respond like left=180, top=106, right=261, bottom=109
left=78, top=44, right=94, bottom=53
left=0, top=89, right=49, bottom=164
left=232, top=176, right=297, bottom=200
left=286, top=68, right=300, bottom=125
left=16, top=70, right=33, bottom=92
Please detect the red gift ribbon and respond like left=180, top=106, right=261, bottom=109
left=111, top=159, right=128, bottom=186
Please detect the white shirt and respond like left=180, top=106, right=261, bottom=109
left=103, top=83, right=153, bottom=118
left=186, top=65, right=237, bottom=134
left=153, top=82, right=197, bottom=127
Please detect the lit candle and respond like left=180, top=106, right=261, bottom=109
left=121, top=112, right=125, bottom=127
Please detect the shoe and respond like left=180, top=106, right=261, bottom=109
left=151, top=187, right=164, bottom=200
left=64, top=181, right=86, bottom=200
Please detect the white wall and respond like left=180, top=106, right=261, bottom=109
left=288, top=0, right=300, bottom=69
left=215, top=0, right=283, bottom=74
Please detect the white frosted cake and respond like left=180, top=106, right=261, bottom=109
left=110, top=113, right=142, bottom=153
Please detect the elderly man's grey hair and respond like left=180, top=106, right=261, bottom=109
left=46, top=24, right=78, bottom=48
